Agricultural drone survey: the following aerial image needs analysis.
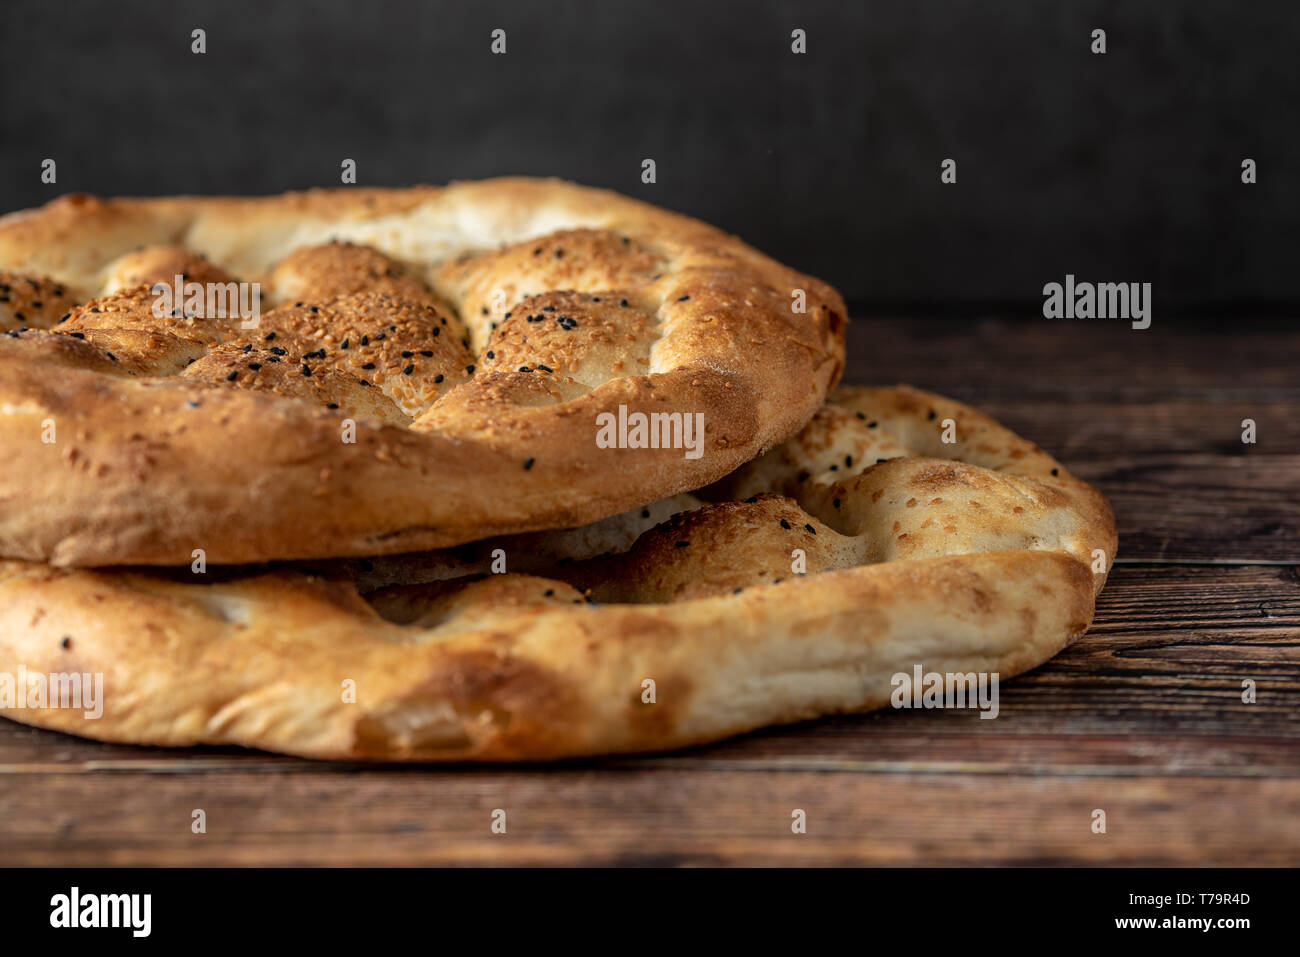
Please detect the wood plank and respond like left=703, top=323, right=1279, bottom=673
left=1, top=768, right=1295, bottom=866
left=0, top=566, right=1294, bottom=865
left=841, top=317, right=1300, bottom=402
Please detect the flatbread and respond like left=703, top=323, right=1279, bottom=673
left=0, top=386, right=1116, bottom=761
left=0, top=179, right=845, bottom=565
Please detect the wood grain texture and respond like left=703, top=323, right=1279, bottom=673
left=1, top=318, right=1296, bottom=866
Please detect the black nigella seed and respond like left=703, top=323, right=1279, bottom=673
left=641, top=509, right=650, bottom=518
left=675, top=540, right=690, bottom=548
left=294, top=302, right=303, bottom=307
left=877, top=458, right=887, bottom=463
left=359, top=379, right=371, bottom=386
left=402, top=364, right=414, bottom=375
left=486, top=350, right=494, bottom=359
left=326, top=402, right=339, bottom=409
left=523, top=457, right=535, bottom=470
left=434, top=374, right=444, bottom=383
left=433, top=327, right=440, bottom=336
left=830, top=464, right=839, bottom=471
left=419, top=350, right=432, bottom=357
left=745, top=496, right=758, bottom=503
left=856, top=411, right=865, bottom=420
left=265, top=331, right=276, bottom=341
left=481, top=307, right=488, bottom=315
left=242, top=344, right=252, bottom=353
left=868, top=420, right=878, bottom=428
left=301, top=364, right=311, bottom=377
left=226, top=371, right=239, bottom=381
left=555, top=249, right=563, bottom=258
left=69, top=332, right=85, bottom=339
left=270, top=346, right=287, bottom=355
left=677, top=294, right=690, bottom=301
left=361, top=362, right=375, bottom=369
left=248, top=362, right=261, bottom=370
left=797, top=470, right=810, bottom=482
left=466, top=364, right=475, bottom=374
left=89, top=307, right=100, bottom=313
left=543, top=306, right=555, bottom=312
left=1051, top=468, right=1060, bottom=476
left=360, top=335, right=369, bottom=345
left=845, top=455, right=853, bottom=467
left=537, top=364, right=552, bottom=373
left=310, top=306, right=319, bottom=313
left=373, top=333, right=386, bottom=341
left=401, top=350, right=413, bottom=357
left=833, top=498, right=841, bottom=508
left=267, top=356, right=281, bottom=363
left=519, top=366, right=531, bottom=372
left=780, top=519, right=792, bottom=529
left=804, top=524, right=816, bottom=534
left=340, top=338, right=349, bottom=349
left=620, top=298, right=628, bottom=307
left=928, top=410, right=936, bottom=420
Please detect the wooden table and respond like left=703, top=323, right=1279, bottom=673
left=2, top=317, right=1296, bottom=866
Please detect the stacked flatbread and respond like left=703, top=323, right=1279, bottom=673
left=0, top=179, right=1114, bottom=759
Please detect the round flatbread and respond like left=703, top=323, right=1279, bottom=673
left=0, top=386, right=1116, bottom=761
left=0, top=179, right=846, bottom=565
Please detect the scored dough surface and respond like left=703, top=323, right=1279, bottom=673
left=0, top=179, right=846, bottom=566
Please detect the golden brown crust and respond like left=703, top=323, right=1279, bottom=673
left=0, top=179, right=846, bottom=566
left=0, top=386, right=1116, bottom=761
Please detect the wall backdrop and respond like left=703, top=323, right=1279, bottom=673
left=2, top=0, right=1295, bottom=314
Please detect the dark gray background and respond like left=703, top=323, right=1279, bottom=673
left=2, top=0, right=1296, bottom=314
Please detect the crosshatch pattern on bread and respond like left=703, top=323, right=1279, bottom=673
left=0, top=179, right=846, bottom=566
left=0, top=387, right=1117, bottom=762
